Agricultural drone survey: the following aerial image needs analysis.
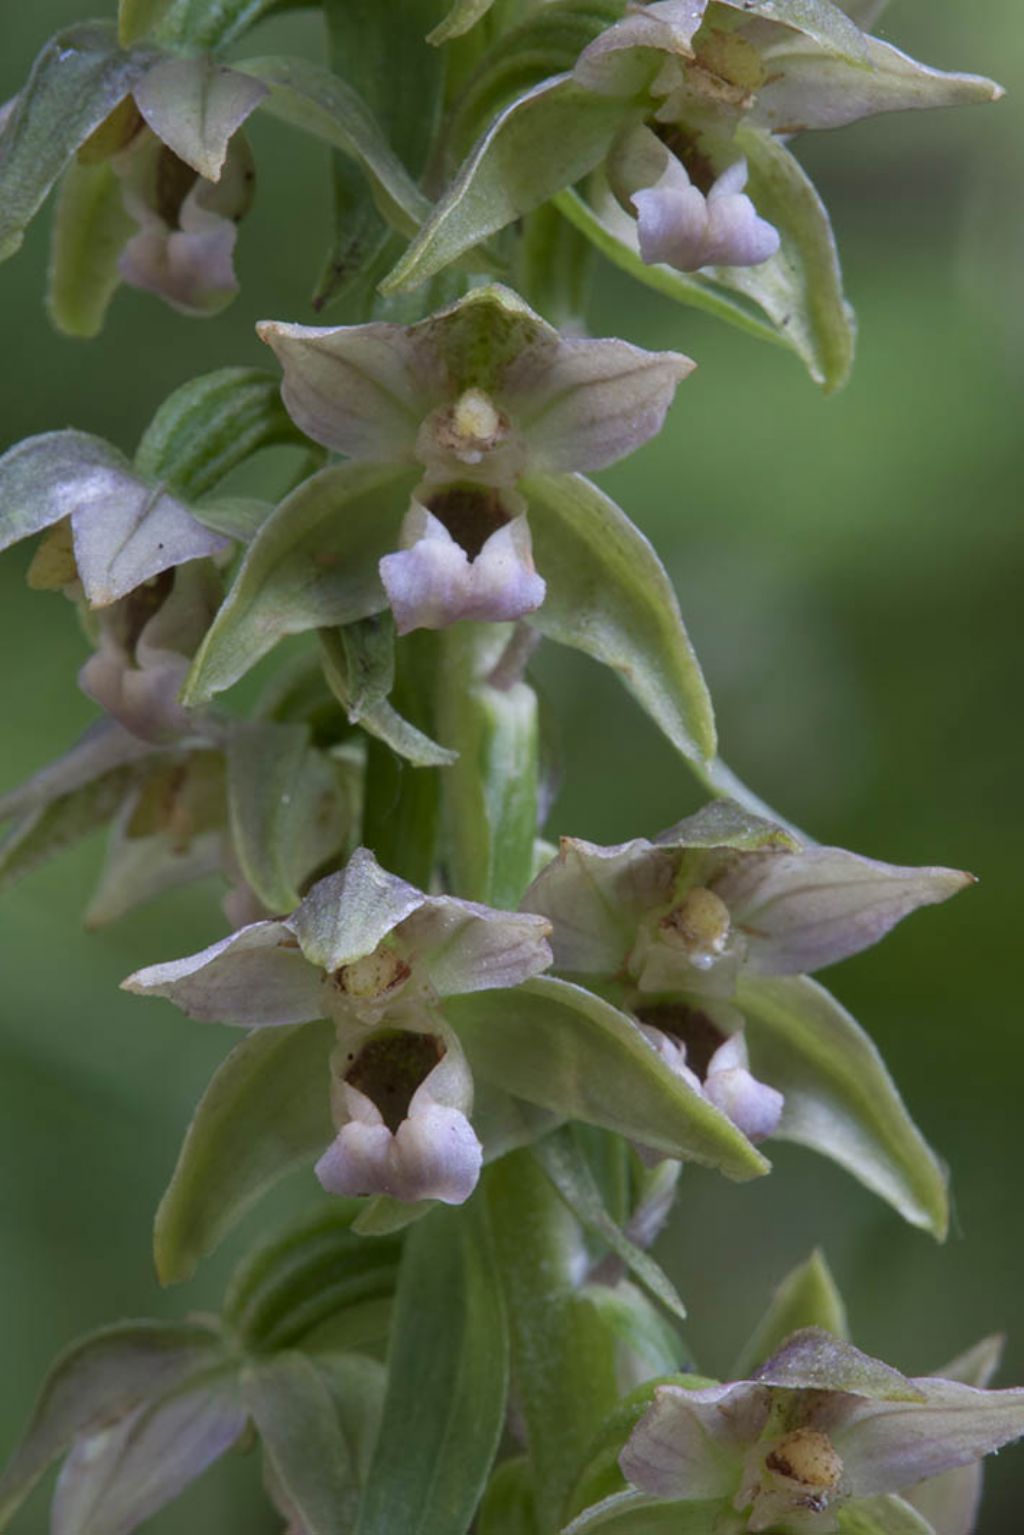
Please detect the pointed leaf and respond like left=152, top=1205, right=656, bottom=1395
left=738, top=975, right=948, bottom=1237
left=183, top=463, right=414, bottom=704
left=0, top=431, right=228, bottom=605
left=133, top=55, right=266, bottom=181
left=0, top=22, right=151, bottom=264
left=152, top=0, right=309, bottom=50
left=382, top=75, right=628, bottom=294
left=354, top=1201, right=508, bottom=1535
left=733, top=1249, right=848, bottom=1377
left=134, top=366, right=306, bottom=501
left=0, top=1321, right=224, bottom=1531
left=235, top=55, right=430, bottom=233
left=534, top=1129, right=687, bottom=1322
left=154, top=1018, right=335, bottom=1283
left=563, top=1493, right=723, bottom=1534
left=479, top=1456, right=539, bottom=1535
left=581, top=1282, right=688, bottom=1376
left=46, top=158, right=132, bottom=338
left=524, top=472, right=715, bottom=763
left=445, top=977, right=768, bottom=1179
left=320, top=621, right=457, bottom=768
left=838, top=1498, right=937, bottom=1535
left=429, top=0, right=497, bottom=45
left=119, top=0, right=175, bottom=46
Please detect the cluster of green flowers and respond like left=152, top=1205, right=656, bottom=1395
left=0, top=2, right=1015, bottom=1533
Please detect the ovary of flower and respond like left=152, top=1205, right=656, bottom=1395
left=632, top=156, right=781, bottom=273
left=660, top=886, right=732, bottom=970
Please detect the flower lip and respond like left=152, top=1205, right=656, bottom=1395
left=634, top=1000, right=725, bottom=1076
left=343, top=1029, right=445, bottom=1134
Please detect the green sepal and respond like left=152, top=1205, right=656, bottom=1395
left=354, top=1201, right=509, bottom=1535
left=732, top=1248, right=849, bottom=1378
left=226, top=720, right=353, bottom=912
left=183, top=463, right=416, bottom=705
left=360, top=630, right=444, bottom=887
left=479, top=1457, right=539, bottom=1535
left=154, top=1019, right=335, bottom=1284
left=446, top=977, right=768, bottom=1179
left=533, top=1128, right=686, bottom=1322
left=223, top=1205, right=400, bottom=1352
left=153, top=0, right=310, bottom=49
left=243, top=1350, right=385, bottom=1535
left=429, top=0, right=497, bottom=46
left=518, top=200, right=593, bottom=330
left=134, top=367, right=306, bottom=501
left=580, top=1281, right=688, bottom=1376
left=720, top=0, right=870, bottom=61
left=118, top=0, right=174, bottom=45
left=738, top=974, right=949, bottom=1237
left=235, top=54, right=430, bottom=236
left=382, top=75, right=629, bottom=294
left=837, top=1497, right=938, bottom=1535
left=525, top=472, right=716, bottom=764
left=46, top=158, right=132, bottom=338
left=437, top=627, right=539, bottom=907
left=0, top=1319, right=227, bottom=1531
left=563, top=1492, right=723, bottom=1534
left=0, top=767, right=139, bottom=892
left=0, top=21, right=152, bottom=265
left=320, top=620, right=458, bottom=768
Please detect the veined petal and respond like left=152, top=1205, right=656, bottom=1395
left=575, top=3, right=710, bottom=96
left=831, top=1378, right=1024, bottom=1500
left=399, top=896, right=552, bottom=995
left=257, top=318, right=433, bottom=460
left=905, top=1338, right=1004, bottom=1535
left=751, top=34, right=1003, bottom=134
left=122, top=921, right=323, bottom=1025
left=522, top=835, right=675, bottom=974
left=133, top=55, right=266, bottom=181
left=714, top=846, right=974, bottom=975
left=620, top=1380, right=765, bottom=1500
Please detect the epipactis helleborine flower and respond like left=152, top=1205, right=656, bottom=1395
left=522, top=799, right=972, bottom=1139
left=124, top=847, right=553, bottom=1203
left=79, top=53, right=266, bottom=313
left=620, top=1327, right=1024, bottom=1533
left=575, top=0, right=1001, bottom=277
left=258, top=283, right=693, bottom=633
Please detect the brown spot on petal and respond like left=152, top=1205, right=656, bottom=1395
left=633, top=1001, right=725, bottom=1078
left=345, top=1029, right=444, bottom=1133
left=155, top=147, right=200, bottom=229
left=426, top=484, right=510, bottom=560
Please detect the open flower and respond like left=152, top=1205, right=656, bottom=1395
left=522, top=799, right=971, bottom=1146
left=124, top=847, right=553, bottom=1203
left=258, top=283, right=693, bottom=633
left=619, top=1328, right=1024, bottom=1533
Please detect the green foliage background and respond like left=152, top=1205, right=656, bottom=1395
left=0, top=2, right=1020, bottom=1528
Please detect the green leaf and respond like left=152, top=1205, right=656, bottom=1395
left=738, top=975, right=949, bottom=1237
left=581, top=1282, right=688, bottom=1376
left=320, top=621, right=457, bottom=768
left=134, top=367, right=305, bottom=500
left=485, top=1152, right=620, bottom=1533
left=354, top=1201, right=509, bottom=1535
left=524, top=472, right=716, bottom=763
left=437, top=627, right=539, bottom=906
left=838, top=1496, right=937, bottom=1535
left=0, top=768, right=137, bottom=891
left=236, top=55, right=430, bottom=235
left=46, top=158, right=132, bottom=338
left=244, top=1352, right=385, bottom=1535
left=153, top=0, right=309, bottom=49
left=563, top=1492, right=724, bottom=1534
left=479, top=1457, right=539, bottom=1535
left=448, top=977, right=768, bottom=1177
left=429, top=0, right=497, bottom=45
left=519, top=200, right=593, bottom=330
left=0, top=22, right=151, bottom=264
left=726, top=125, right=855, bottom=392
left=183, top=463, right=415, bottom=705
left=732, top=1249, right=848, bottom=1377
left=0, top=1320, right=225, bottom=1530
left=554, top=187, right=786, bottom=350
left=720, top=0, right=870, bottom=60
left=154, top=1019, right=334, bottom=1283
left=382, top=75, right=628, bottom=294
left=226, top=720, right=350, bottom=912
left=533, top=1128, right=687, bottom=1322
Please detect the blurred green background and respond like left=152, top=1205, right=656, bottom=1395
left=1, top=2, right=1021, bottom=1529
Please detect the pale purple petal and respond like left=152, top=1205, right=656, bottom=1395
left=134, top=55, right=267, bottom=180
left=78, top=646, right=192, bottom=745
left=379, top=506, right=545, bottom=634
left=905, top=1338, right=1004, bottom=1535
left=257, top=319, right=434, bottom=460
left=831, top=1379, right=1024, bottom=1500
left=316, top=1081, right=482, bottom=1205
left=290, top=848, right=426, bottom=974
left=620, top=1380, right=766, bottom=1499
left=575, top=2, right=710, bottom=95
left=51, top=1376, right=245, bottom=1535
left=633, top=156, right=780, bottom=272
left=522, top=836, right=675, bottom=973
left=705, top=1035, right=783, bottom=1143
left=122, top=921, right=323, bottom=1025
left=713, top=846, right=974, bottom=975
left=400, top=897, right=552, bottom=996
